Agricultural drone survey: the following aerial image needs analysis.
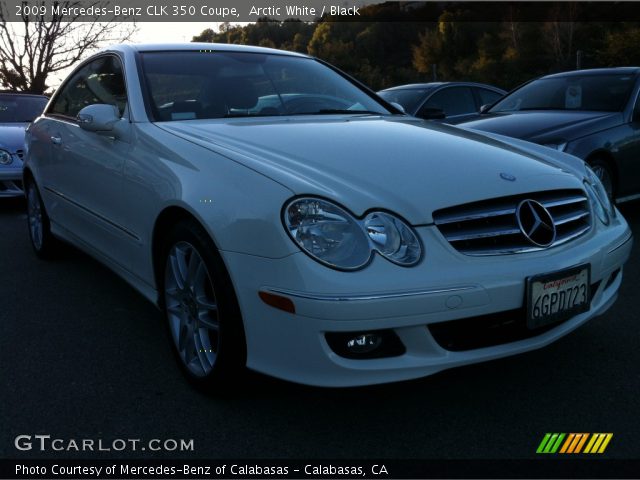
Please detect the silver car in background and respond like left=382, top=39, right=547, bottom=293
left=0, top=93, right=48, bottom=197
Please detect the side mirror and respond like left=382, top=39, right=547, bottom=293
left=418, top=107, right=446, bottom=120
left=390, top=102, right=405, bottom=114
left=77, top=104, right=120, bottom=132
left=479, top=104, right=492, bottom=114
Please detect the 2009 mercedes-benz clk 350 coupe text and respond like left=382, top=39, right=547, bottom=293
left=24, top=44, right=632, bottom=387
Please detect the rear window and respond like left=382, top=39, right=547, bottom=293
left=477, top=88, right=503, bottom=107
left=491, top=74, right=635, bottom=112
left=378, top=89, right=431, bottom=114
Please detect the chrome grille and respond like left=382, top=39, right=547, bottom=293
left=433, top=189, right=591, bottom=255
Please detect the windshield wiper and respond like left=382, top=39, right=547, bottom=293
left=222, top=113, right=282, bottom=118
left=221, top=110, right=386, bottom=118
left=517, top=107, right=567, bottom=111
left=311, top=109, right=384, bottom=115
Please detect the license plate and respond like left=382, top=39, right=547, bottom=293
left=526, top=265, right=591, bottom=329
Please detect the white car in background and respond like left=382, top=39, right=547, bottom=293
left=24, top=44, right=632, bottom=388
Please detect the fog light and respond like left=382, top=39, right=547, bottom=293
left=346, top=333, right=382, bottom=354
left=325, top=330, right=405, bottom=359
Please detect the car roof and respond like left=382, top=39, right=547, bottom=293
left=104, top=43, right=310, bottom=58
left=542, top=67, right=640, bottom=79
left=0, top=91, right=48, bottom=98
left=379, top=82, right=505, bottom=92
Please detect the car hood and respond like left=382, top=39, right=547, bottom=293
left=461, top=110, right=623, bottom=144
left=0, top=123, right=29, bottom=153
left=156, top=115, right=586, bottom=224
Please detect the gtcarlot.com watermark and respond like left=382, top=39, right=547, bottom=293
left=15, top=435, right=194, bottom=452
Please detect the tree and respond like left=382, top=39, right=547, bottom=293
left=0, top=1, right=136, bottom=93
left=597, top=24, right=640, bottom=66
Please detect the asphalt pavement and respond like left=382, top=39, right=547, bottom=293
left=1, top=196, right=639, bottom=461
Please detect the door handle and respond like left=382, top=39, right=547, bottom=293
left=51, top=136, right=62, bottom=145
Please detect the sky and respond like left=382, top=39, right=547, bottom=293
left=49, top=21, right=224, bottom=88
left=132, top=21, right=218, bottom=43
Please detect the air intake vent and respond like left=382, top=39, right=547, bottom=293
left=15, top=150, right=24, bottom=159
left=433, top=189, right=591, bottom=256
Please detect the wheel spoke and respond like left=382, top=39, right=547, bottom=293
left=177, top=312, right=191, bottom=352
left=167, top=303, right=182, bottom=316
left=186, top=250, right=203, bottom=285
left=198, top=313, right=219, bottom=331
left=165, top=286, right=181, bottom=302
left=168, top=256, right=183, bottom=290
left=183, top=330, right=197, bottom=364
left=174, top=246, right=191, bottom=287
left=194, top=333, right=214, bottom=372
left=196, top=295, right=217, bottom=311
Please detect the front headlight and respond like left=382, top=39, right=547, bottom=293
left=283, top=197, right=422, bottom=270
left=584, top=165, right=615, bottom=224
left=363, top=212, right=421, bottom=266
left=0, top=149, right=12, bottom=165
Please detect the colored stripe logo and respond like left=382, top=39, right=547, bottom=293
left=537, top=433, right=613, bottom=454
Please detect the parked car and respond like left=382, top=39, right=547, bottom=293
left=460, top=68, right=640, bottom=201
left=0, top=92, right=48, bottom=197
left=377, top=82, right=505, bottom=123
left=24, top=44, right=631, bottom=388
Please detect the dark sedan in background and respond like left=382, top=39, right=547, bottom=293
left=461, top=68, right=640, bottom=201
left=378, top=82, right=505, bottom=123
left=0, top=92, right=49, bottom=197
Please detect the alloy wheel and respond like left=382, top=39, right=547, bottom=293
left=164, top=241, right=221, bottom=377
left=27, top=184, right=43, bottom=250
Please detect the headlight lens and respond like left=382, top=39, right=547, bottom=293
left=283, top=198, right=371, bottom=270
left=283, top=198, right=422, bottom=270
left=0, top=149, right=12, bottom=165
left=584, top=165, right=614, bottom=224
left=364, top=212, right=421, bottom=266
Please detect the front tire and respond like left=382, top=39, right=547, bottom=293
left=161, top=220, right=246, bottom=389
left=25, top=180, right=57, bottom=259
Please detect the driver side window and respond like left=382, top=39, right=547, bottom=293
left=49, top=56, right=127, bottom=120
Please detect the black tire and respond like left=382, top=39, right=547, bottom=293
left=588, top=158, right=615, bottom=201
left=25, top=179, right=58, bottom=259
left=160, top=219, right=246, bottom=390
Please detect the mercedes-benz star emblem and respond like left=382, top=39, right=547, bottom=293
left=516, top=199, right=556, bottom=247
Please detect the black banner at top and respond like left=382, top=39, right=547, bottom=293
left=4, top=1, right=640, bottom=23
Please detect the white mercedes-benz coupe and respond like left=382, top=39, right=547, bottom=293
left=24, top=44, right=632, bottom=388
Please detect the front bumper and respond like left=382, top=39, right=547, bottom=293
left=0, top=163, right=24, bottom=197
left=222, top=213, right=632, bottom=387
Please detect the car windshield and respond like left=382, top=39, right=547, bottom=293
left=490, top=74, right=635, bottom=113
left=0, top=94, right=48, bottom=122
left=378, top=88, right=432, bottom=113
left=140, top=51, right=391, bottom=120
